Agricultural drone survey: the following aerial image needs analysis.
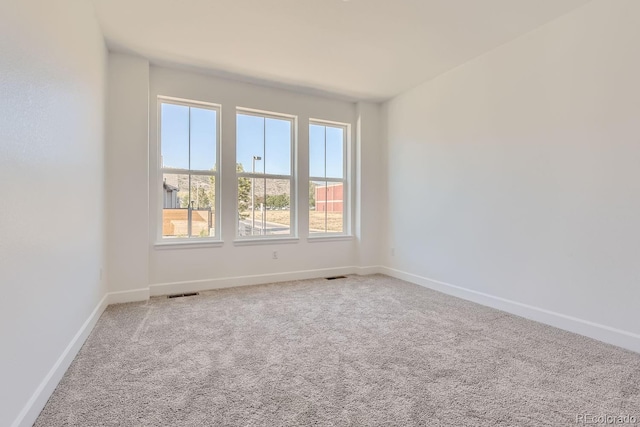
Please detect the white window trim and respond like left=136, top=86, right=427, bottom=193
left=235, top=108, right=298, bottom=241
left=308, top=119, right=351, bottom=237
left=233, top=238, right=299, bottom=246
left=306, top=235, right=353, bottom=243
left=156, top=96, right=222, bottom=244
left=154, top=240, right=224, bottom=250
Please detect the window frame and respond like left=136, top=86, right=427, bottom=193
left=235, top=107, right=297, bottom=241
left=308, top=119, right=350, bottom=237
left=156, top=96, right=222, bottom=243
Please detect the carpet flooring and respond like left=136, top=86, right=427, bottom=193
left=36, top=275, right=640, bottom=426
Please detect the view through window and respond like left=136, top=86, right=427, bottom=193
left=309, top=121, right=347, bottom=234
left=156, top=97, right=350, bottom=243
left=160, top=99, right=219, bottom=239
left=236, top=110, right=294, bottom=238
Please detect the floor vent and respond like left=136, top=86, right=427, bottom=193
left=167, top=292, right=200, bottom=299
left=325, top=276, right=347, bottom=280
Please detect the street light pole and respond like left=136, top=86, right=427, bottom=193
left=251, top=156, right=261, bottom=235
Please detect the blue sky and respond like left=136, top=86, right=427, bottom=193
left=161, top=103, right=343, bottom=178
left=161, top=103, right=217, bottom=171
left=309, top=124, right=343, bottom=179
left=236, top=114, right=290, bottom=175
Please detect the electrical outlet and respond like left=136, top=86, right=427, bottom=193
left=272, top=251, right=278, bottom=259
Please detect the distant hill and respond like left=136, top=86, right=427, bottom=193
left=163, top=174, right=290, bottom=198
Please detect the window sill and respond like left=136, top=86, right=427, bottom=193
left=233, top=237, right=300, bottom=246
left=154, top=239, right=224, bottom=250
left=307, top=235, right=354, bottom=243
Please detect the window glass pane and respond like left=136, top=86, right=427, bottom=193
left=237, top=176, right=253, bottom=236
left=264, top=179, right=291, bottom=235
left=309, top=180, right=327, bottom=233
left=190, top=175, right=215, bottom=237
left=190, top=175, right=215, bottom=210
left=162, top=173, right=190, bottom=238
left=309, top=124, right=325, bottom=178
left=328, top=212, right=344, bottom=233
left=190, top=107, right=217, bottom=171
left=237, top=114, right=265, bottom=174
left=325, top=126, right=344, bottom=179
left=238, top=177, right=291, bottom=236
left=190, top=208, right=214, bottom=238
left=309, top=180, right=344, bottom=233
left=190, top=174, right=215, bottom=238
left=325, top=182, right=344, bottom=232
left=161, top=104, right=189, bottom=169
left=265, top=117, right=291, bottom=175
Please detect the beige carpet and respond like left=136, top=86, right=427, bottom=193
left=36, top=275, right=640, bottom=426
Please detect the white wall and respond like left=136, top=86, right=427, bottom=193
left=106, top=62, right=382, bottom=297
left=0, top=1, right=107, bottom=426
left=356, top=102, right=385, bottom=269
left=384, top=0, right=640, bottom=350
left=106, top=54, right=150, bottom=299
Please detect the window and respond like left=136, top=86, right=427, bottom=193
left=158, top=98, right=220, bottom=240
left=309, top=121, right=348, bottom=235
left=236, top=109, right=295, bottom=238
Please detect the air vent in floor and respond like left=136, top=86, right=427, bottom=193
left=325, top=276, right=347, bottom=280
left=167, top=292, right=200, bottom=299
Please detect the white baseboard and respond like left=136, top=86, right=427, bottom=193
left=108, top=288, right=150, bottom=304
left=380, top=267, right=640, bottom=354
left=105, top=267, right=382, bottom=303
left=12, top=293, right=110, bottom=427
left=149, top=266, right=365, bottom=296
left=355, top=265, right=383, bottom=275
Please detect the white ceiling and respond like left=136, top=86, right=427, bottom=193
left=92, top=0, right=590, bottom=101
